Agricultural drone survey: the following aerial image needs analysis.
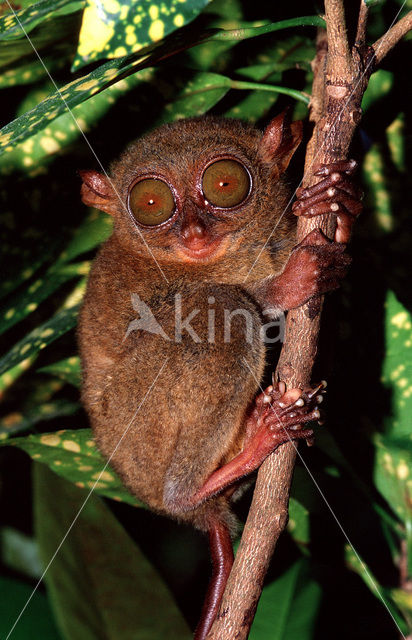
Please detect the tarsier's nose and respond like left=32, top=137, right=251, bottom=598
left=181, top=220, right=207, bottom=244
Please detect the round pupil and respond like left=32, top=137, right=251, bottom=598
left=202, top=159, right=250, bottom=208
left=129, top=179, right=175, bottom=226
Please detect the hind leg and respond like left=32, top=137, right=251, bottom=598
left=191, top=381, right=325, bottom=507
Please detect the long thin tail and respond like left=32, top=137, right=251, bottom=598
left=194, top=519, right=234, bottom=640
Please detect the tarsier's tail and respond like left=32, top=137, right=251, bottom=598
left=194, top=518, right=234, bottom=640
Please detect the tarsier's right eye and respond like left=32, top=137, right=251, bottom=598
left=128, top=178, right=175, bottom=226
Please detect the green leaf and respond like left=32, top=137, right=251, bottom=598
left=250, top=558, right=322, bottom=639
left=1, top=527, right=42, bottom=579
left=154, top=70, right=308, bottom=126
left=74, top=0, right=210, bottom=69
left=34, top=465, right=192, bottom=640
left=390, top=588, right=412, bottom=632
left=3, top=428, right=142, bottom=506
left=0, top=72, right=148, bottom=174
left=362, top=69, right=394, bottom=112
left=0, top=29, right=208, bottom=151
left=0, top=303, right=80, bottom=377
left=345, top=544, right=408, bottom=634
left=0, top=222, right=62, bottom=301
left=0, top=0, right=84, bottom=41
left=155, top=71, right=231, bottom=124
left=381, top=290, right=412, bottom=438
left=374, top=435, right=412, bottom=527
left=59, top=210, right=112, bottom=263
left=224, top=87, right=279, bottom=122
left=0, top=575, right=62, bottom=640
left=0, top=13, right=80, bottom=72
left=0, top=263, right=86, bottom=335
left=0, top=399, right=79, bottom=439
left=0, top=18, right=322, bottom=153
left=287, top=497, right=310, bottom=550
left=38, top=357, right=81, bottom=388
left=0, top=54, right=66, bottom=88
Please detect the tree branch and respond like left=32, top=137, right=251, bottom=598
left=355, top=0, right=369, bottom=47
left=373, top=10, right=412, bottom=64
left=206, top=3, right=412, bottom=638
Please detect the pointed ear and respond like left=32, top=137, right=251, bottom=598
left=79, top=170, right=119, bottom=215
left=258, top=111, right=303, bottom=178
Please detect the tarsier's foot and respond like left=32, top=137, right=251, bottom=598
left=190, top=381, right=327, bottom=506
left=246, top=380, right=327, bottom=450
left=292, top=160, right=362, bottom=243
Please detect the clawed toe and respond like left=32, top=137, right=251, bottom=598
left=292, top=160, right=362, bottom=243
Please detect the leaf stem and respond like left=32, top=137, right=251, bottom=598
left=229, top=80, right=309, bottom=103
left=210, top=16, right=326, bottom=42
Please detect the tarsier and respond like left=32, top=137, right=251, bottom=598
left=78, top=112, right=361, bottom=639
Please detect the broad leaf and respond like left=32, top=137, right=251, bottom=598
left=0, top=399, right=79, bottom=439
left=74, top=0, right=210, bottom=69
left=0, top=17, right=323, bottom=152
left=0, top=575, right=62, bottom=639
left=0, top=302, right=80, bottom=377
left=3, top=428, right=141, bottom=505
left=38, top=357, right=81, bottom=388
left=250, top=558, right=322, bottom=639
left=34, top=465, right=191, bottom=639
left=0, top=0, right=84, bottom=41
left=59, top=210, right=112, bottom=264
left=287, top=497, right=310, bottom=550
left=0, top=263, right=86, bottom=335
left=381, top=291, right=412, bottom=438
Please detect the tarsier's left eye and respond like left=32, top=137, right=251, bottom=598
left=128, top=178, right=175, bottom=226
left=202, top=159, right=251, bottom=208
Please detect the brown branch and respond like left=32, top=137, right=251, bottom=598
left=206, top=3, right=410, bottom=639
left=373, top=10, right=412, bottom=64
left=324, top=0, right=352, bottom=82
left=355, top=0, right=369, bottom=47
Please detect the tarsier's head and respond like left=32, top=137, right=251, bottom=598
left=80, top=112, right=302, bottom=269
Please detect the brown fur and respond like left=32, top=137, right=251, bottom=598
left=78, top=113, right=303, bottom=532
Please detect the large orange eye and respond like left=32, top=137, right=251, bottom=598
left=128, top=179, right=175, bottom=226
left=202, top=159, right=250, bottom=208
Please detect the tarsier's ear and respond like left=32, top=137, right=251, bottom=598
left=258, top=111, right=303, bottom=178
left=79, top=170, right=119, bottom=216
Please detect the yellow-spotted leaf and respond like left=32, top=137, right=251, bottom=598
left=0, top=72, right=150, bottom=174
left=0, top=303, right=80, bottom=377
left=287, top=497, right=310, bottom=550
left=74, top=0, right=210, bottom=69
left=374, top=435, right=412, bottom=525
left=4, top=428, right=142, bottom=506
left=0, top=0, right=84, bottom=41
left=0, top=263, right=87, bottom=335
left=0, top=399, right=79, bottom=440
left=0, top=18, right=322, bottom=153
left=0, top=26, right=211, bottom=152
left=373, top=290, right=412, bottom=561
left=0, top=54, right=66, bottom=88
left=38, top=357, right=81, bottom=388
left=381, top=291, right=412, bottom=437
left=0, top=231, right=61, bottom=301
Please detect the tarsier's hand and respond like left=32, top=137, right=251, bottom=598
left=272, top=228, right=351, bottom=311
left=292, top=160, right=363, bottom=244
left=292, top=160, right=362, bottom=242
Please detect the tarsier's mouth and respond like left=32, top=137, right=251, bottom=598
left=177, top=236, right=230, bottom=263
